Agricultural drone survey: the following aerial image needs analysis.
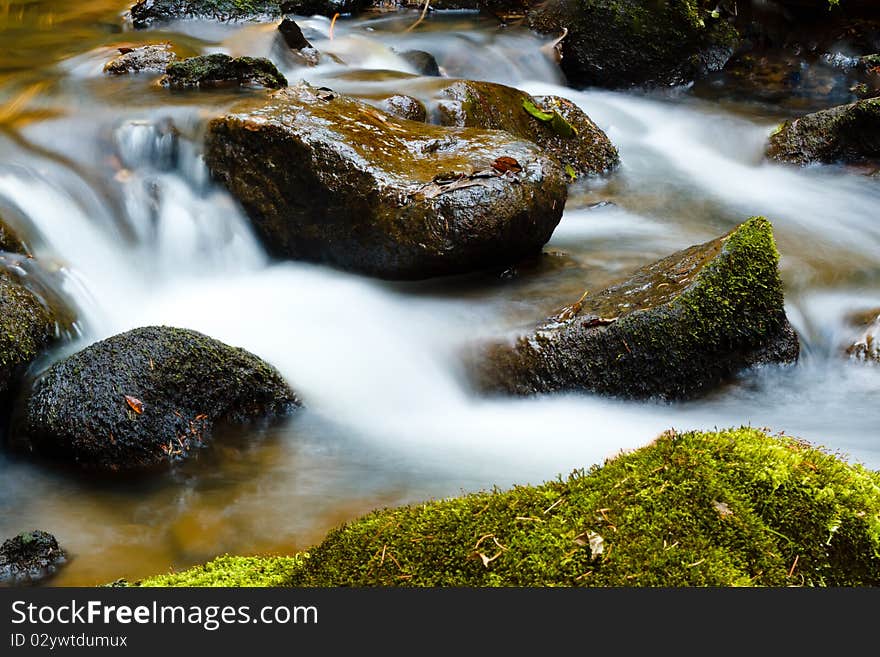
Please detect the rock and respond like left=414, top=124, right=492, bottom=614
left=0, top=530, right=67, bottom=585
left=472, top=217, right=799, bottom=401
left=766, top=97, right=880, bottom=165
left=103, top=44, right=177, bottom=75
left=278, top=16, right=312, bottom=50
left=435, top=80, right=619, bottom=177
left=204, top=83, right=567, bottom=280
left=161, top=53, right=287, bottom=89
left=12, top=326, right=300, bottom=472
left=379, top=94, right=427, bottom=122
left=845, top=307, right=880, bottom=362
left=399, top=50, right=441, bottom=77
left=280, top=0, right=368, bottom=17
left=527, top=0, right=739, bottom=88
left=0, top=215, right=27, bottom=254
left=129, top=0, right=282, bottom=28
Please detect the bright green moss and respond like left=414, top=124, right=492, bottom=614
left=132, top=555, right=308, bottom=587
left=131, top=428, right=880, bottom=587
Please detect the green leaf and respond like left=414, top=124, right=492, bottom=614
left=522, top=98, right=554, bottom=122
left=550, top=111, right=577, bottom=138
left=564, top=164, right=577, bottom=180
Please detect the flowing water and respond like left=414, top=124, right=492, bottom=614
left=1, top=1, right=879, bottom=586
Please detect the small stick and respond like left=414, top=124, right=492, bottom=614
left=405, top=0, right=431, bottom=33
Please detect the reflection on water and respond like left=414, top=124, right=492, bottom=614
left=0, top=3, right=879, bottom=586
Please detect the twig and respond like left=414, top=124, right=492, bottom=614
left=787, top=554, right=799, bottom=578
left=405, top=0, right=431, bottom=33
left=329, top=12, right=340, bottom=40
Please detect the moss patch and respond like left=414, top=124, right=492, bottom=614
left=131, top=555, right=307, bottom=587
left=128, top=428, right=880, bottom=587
left=130, top=0, right=283, bottom=28
left=163, top=54, right=287, bottom=89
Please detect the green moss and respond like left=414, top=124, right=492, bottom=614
left=130, top=0, right=283, bottom=28
left=132, top=555, right=308, bottom=587
left=164, top=54, right=287, bottom=89
left=130, top=428, right=880, bottom=587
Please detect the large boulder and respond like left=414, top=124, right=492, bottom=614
left=12, top=326, right=299, bottom=472
left=434, top=80, right=619, bottom=177
left=472, top=217, right=800, bottom=401
left=129, top=0, right=282, bottom=28
left=527, top=0, right=739, bottom=88
left=0, top=530, right=67, bottom=585
left=161, top=54, right=287, bottom=89
left=766, top=97, right=880, bottom=165
left=204, top=84, right=568, bottom=280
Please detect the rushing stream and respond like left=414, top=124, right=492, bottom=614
left=1, top=1, right=879, bottom=585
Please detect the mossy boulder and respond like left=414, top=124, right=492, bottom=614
left=435, top=80, right=619, bottom=178
left=11, top=326, right=299, bottom=472
left=129, top=0, right=282, bottom=28
left=127, top=554, right=306, bottom=587
left=0, top=530, right=67, bottom=585
left=130, top=427, right=880, bottom=587
left=766, top=98, right=880, bottom=165
left=162, top=53, right=287, bottom=89
left=104, top=44, right=177, bottom=75
left=204, top=83, right=567, bottom=280
left=473, top=217, right=799, bottom=401
left=527, top=0, right=739, bottom=88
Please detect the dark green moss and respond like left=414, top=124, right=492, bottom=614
left=0, top=275, right=59, bottom=394
left=766, top=97, right=880, bottom=165
left=130, top=0, right=282, bottom=28
left=163, top=54, right=287, bottom=89
left=474, top=217, right=799, bottom=400
left=129, top=428, right=880, bottom=587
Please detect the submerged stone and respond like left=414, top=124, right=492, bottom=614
left=379, top=94, right=427, bottom=122
left=0, top=530, right=67, bottom=585
left=399, top=50, right=441, bottom=77
left=129, top=0, right=282, bottom=28
left=204, top=83, right=567, bottom=280
left=104, top=44, right=177, bottom=75
left=472, top=217, right=799, bottom=400
left=435, top=80, right=619, bottom=177
left=13, top=326, right=300, bottom=472
left=162, top=53, right=287, bottom=88
left=845, top=307, right=880, bottom=363
left=527, top=0, right=739, bottom=88
left=766, top=97, right=880, bottom=165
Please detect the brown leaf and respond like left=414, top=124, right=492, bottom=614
left=124, top=395, right=144, bottom=414
left=491, top=156, right=522, bottom=174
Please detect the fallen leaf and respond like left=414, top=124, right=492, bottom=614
left=713, top=500, right=733, bottom=517
left=587, top=531, right=604, bottom=558
left=491, top=156, right=522, bottom=174
left=522, top=98, right=554, bottom=122
left=124, top=395, right=144, bottom=414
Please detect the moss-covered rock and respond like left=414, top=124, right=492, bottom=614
left=162, top=53, right=287, bottom=89
left=104, top=44, right=177, bottom=75
left=766, top=97, right=880, bottom=165
left=204, top=83, right=567, bottom=280
left=131, top=554, right=306, bottom=587
left=11, top=326, right=299, bottom=472
left=129, top=427, right=880, bottom=587
left=129, top=0, right=282, bottom=28
left=473, top=217, right=799, bottom=400
left=527, top=0, right=739, bottom=88
left=379, top=94, right=427, bottom=122
left=434, top=80, right=619, bottom=177
left=0, top=530, right=67, bottom=585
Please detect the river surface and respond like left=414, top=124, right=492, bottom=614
left=1, top=1, right=878, bottom=586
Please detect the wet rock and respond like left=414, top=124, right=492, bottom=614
left=104, top=44, right=177, bottom=75
left=845, top=307, right=880, bottom=362
left=277, top=17, right=320, bottom=66
left=129, top=0, right=282, bottom=28
left=766, top=97, right=880, bottom=165
left=161, top=53, right=287, bottom=89
left=400, top=50, right=441, bottom=77
left=435, top=80, right=619, bottom=177
left=379, top=94, right=427, bottom=122
left=527, top=0, right=739, bottom=88
left=0, top=530, right=67, bottom=585
left=204, top=83, right=567, bottom=280
left=0, top=215, right=27, bottom=254
left=473, top=217, right=800, bottom=401
left=12, top=326, right=299, bottom=472
left=280, top=0, right=368, bottom=17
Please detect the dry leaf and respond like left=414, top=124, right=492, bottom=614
left=491, top=156, right=522, bottom=174
left=587, top=531, right=604, bottom=558
left=124, top=395, right=145, bottom=414
left=713, top=500, right=733, bottom=517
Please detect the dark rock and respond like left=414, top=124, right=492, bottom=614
left=280, top=0, right=368, bottom=17
left=400, top=50, right=441, bottom=77
left=104, top=44, right=177, bottom=75
left=435, top=80, right=619, bottom=177
left=845, top=307, right=880, bottom=362
left=12, top=326, right=299, bottom=472
left=379, top=94, right=427, bottom=122
left=279, top=17, right=312, bottom=50
left=766, top=97, right=880, bottom=165
left=204, top=83, right=567, bottom=280
left=472, top=217, right=800, bottom=401
left=129, top=0, right=282, bottom=28
left=0, top=530, right=67, bottom=585
left=161, top=53, right=287, bottom=89
left=527, top=0, right=739, bottom=88
left=277, top=17, right=320, bottom=66
left=0, top=215, right=27, bottom=254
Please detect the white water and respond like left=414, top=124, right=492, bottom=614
left=0, top=12, right=878, bottom=584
